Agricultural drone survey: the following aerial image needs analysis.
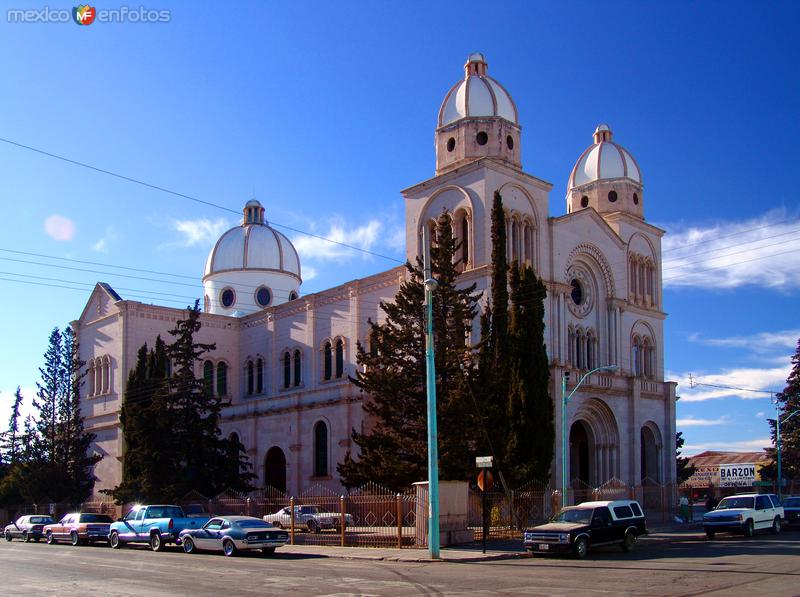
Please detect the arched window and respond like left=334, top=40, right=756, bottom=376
left=95, top=358, right=103, bottom=395
left=632, top=337, right=641, bottom=377
left=216, top=362, right=228, bottom=396
left=461, top=215, right=469, bottom=266
left=323, top=341, right=332, bottom=381
left=88, top=361, right=95, bottom=396
left=568, top=326, right=575, bottom=367
left=575, top=330, right=584, bottom=369
left=586, top=332, right=596, bottom=370
left=630, top=257, right=637, bottom=297
left=510, top=219, right=519, bottom=262
left=203, top=360, right=214, bottom=396
left=293, top=349, right=302, bottom=387
left=103, top=356, right=111, bottom=393
left=335, top=339, right=344, bottom=379
left=283, top=352, right=291, bottom=389
left=642, top=338, right=652, bottom=377
left=523, top=223, right=532, bottom=265
left=256, top=358, right=263, bottom=394
left=247, top=360, right=254, bottom=395
left=313, top=421, right=328, bottom=477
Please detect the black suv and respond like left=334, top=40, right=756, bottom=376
left=523, top=500, right=647, bottom=558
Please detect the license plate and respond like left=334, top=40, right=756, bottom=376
left=538, top=543, right=549, bottom=551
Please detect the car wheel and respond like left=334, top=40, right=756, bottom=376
left=109, top=531, right=121, bottom=549
left=307, top=520, right=320, bottom=534
left=262, top=547, right=276, bottom=556
left=46, top=531, right=55, bottom=545
left=222, top=539, right=237, bottom=557
left=743, top=519, right=754, bottom=538
left=573, top=536, right=588, bottom=559
left=705, top=529, right=715, bottom=539
left=71, top=532, right=82, bottom=547
left=621, top=530, right=636, bottom=553
left=182, top=537, right=195, bottom=554
left=22, top=531, right=29, bottom=543
left=150, top=533, right=164, bottom=552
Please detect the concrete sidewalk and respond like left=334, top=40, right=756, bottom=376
left=276, top=527, right=703, bottom=563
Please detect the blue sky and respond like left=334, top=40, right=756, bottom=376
left=0, top=1, right=798, bottom=456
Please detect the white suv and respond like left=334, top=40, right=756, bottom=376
left=703, top=493, right=783, bottom=538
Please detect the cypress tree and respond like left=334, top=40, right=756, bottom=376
left=338, top=213, right=479, bottom=491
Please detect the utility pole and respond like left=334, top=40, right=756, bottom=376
left=422, top=226, right=440, bottom=559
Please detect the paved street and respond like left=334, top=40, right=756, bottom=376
left=1, top=529, right=798, bottom=596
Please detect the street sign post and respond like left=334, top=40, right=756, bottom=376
left=476, top=462, right=494, bottom=554
left=476, top=456, right=493, bottom=469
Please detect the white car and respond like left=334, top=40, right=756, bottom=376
left=703, top=493, right=783, bottom=538
left=263, top=505, right=353, bottom=533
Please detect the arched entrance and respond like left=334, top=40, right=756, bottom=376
left=640, top=423, right=662, bottom=482
left=569, top=421, right=593, bottom=484
left=264, top=446, right=286, bottom=492
left=570, top=398, right=620, bottom=486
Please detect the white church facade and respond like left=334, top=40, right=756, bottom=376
left=75, top=53, right=676, bottom=498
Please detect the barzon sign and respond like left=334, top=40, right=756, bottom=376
left=719, top=463, right=756, bottom=487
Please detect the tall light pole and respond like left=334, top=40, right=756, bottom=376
left=422, top=226, right=440, bottom=559
left=777, top=408, right=800, bottom=499
left=561, top=365, right=620, bottom=509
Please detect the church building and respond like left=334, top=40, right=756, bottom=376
left=75, top=53, right=677, bottom=497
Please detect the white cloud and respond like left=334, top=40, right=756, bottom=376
left=44, top=214, right=76, bottom=241
left=677, top=416, right=729, bottom=427
left=661, top=209, right=800, bottom=290
left=170, top=218, right=229, bottom=247
left=670, top=362, right=790, bottom=402
left=292, top=219, right=383, bottom=261
left=689, top=329, right=800, bottom=354
left=755, top=411, right=766, bottom=419
left=683, top=438, right=771, bottom=456
left=302, top=266, right=318, bottom=281
left=91, top=225, right=119, bottom=253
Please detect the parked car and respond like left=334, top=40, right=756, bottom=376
left=263, top=505, right=353, bottom=533
left=179, top=515, right=289, bottom=557
left=783, top=496, right=800, bottom=527
left=3, top=515, right=55, bottom=542
left=523, top=500, right=647, bottom=558
left=43, top=512, right=114, bottom=546
left=703, top=493, right=784, bottom=538
left=108, top=505, right=210, bottom=551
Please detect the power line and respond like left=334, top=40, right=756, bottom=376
left=0, top=136, right=404, bottom=264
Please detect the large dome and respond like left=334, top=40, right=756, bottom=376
left=204, top=200, right=301, bottom=279
left=437, top=53, right=518, bottom=127
left=568, top=124, right=642, bottom=189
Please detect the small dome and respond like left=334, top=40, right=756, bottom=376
left=568, top=124, right=642, bottom=189
left=204, top=201, right=301, bottom=279
left=438, top=53, right=518, bottom=127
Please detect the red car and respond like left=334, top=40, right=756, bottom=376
left=43, top=512, right=114, bottom=546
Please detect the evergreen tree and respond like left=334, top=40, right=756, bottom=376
left=33, top=327, right=64, bottom=464
left=676, top=432, right=695, bottom=483
left=338, top=213, right=479, bottom=491
left=762, top=337, right=800, bottom=482
left=166, top=302, right=254, bottom=497
left=505, top=263, right=553, bottom=485
left=1, top=387, right=24, bottom=466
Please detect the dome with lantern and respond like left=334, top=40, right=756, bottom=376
left=569, top=124, right=642, bottom=188
left=202, top=199, right=301, bottom=316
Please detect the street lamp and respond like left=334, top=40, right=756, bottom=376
left=561, top=365, right=620, bottom=508
left=777, top=408, right=800, bottom=499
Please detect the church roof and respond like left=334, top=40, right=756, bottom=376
left=568, top=124, right=642, bottom=189
left=437, top=53, right=518, bottom=127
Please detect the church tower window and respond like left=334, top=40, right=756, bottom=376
left=283, top=352, right=291, bottom=389
left=335, top=339, right=344, bottom=379
left=204, top=360, right=214, bottom=396
left=256, top=358, right=264, bottom=394
left=247, top=360, right=254, bottom=395
left=313, top=421, right=328, bottom=477
left=293, top=350, right=302, bottom=387
left=216, top=362, right=228, bottom=396
left=476, top=131, right=488, bottom=145
left=608, top=190, right=618, bottom=203
left=323, top=341, right=332, bottom=381
left=221, top=287, right=235, bottom=308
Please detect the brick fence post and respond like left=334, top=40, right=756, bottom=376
left=290, top=496, right=295, bottom=545
left=396, top=493, right=402, bottom=549
left=340, top=495, right=346, bottom=547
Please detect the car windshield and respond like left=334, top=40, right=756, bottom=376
left=29, top=516, right=52, bottom=524
left=784, top=498, right=800, bottom=508
left=79, top=514, right=113, bottom=523
left=716, top=497, right=754, bottom=510
left=551, top=508, right=592, bottom=524
left=236, top=519, right=274, bottom=529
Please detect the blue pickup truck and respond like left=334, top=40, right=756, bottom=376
left=109, top=505, right=209, bottom=551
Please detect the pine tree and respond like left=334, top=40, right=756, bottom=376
left=505, top=263, right=553, bottom=485
left=166, top=302, right=254, bottom=497
left=33, top=327, right=64, bottom=464
left=762, top=337, right=800, bottom=482
left=1, top=387, right=24, bottom=466
left=338, top=213, right=479, bottom=491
